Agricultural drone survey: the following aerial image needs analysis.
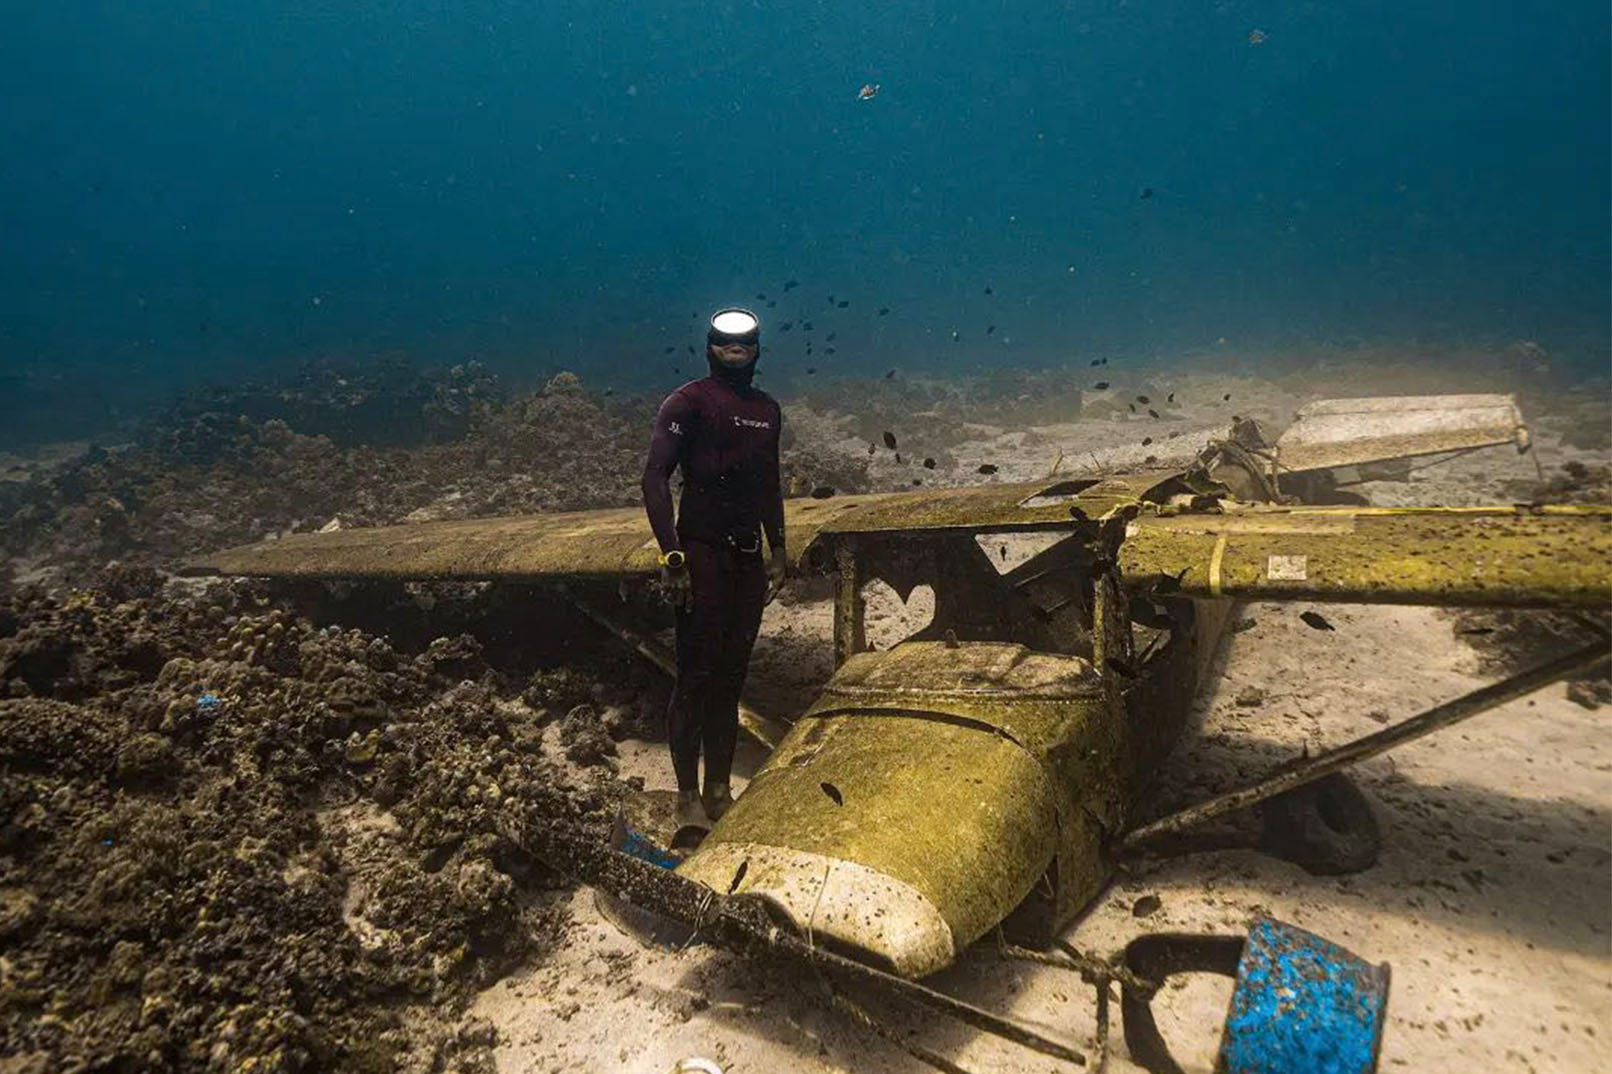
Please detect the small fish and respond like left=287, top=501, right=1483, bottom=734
left=877, top=306, right=890, bottom=316
left=857, top=83, right=880, bottom=101
left=883, top=431, right=898, bottom=450
left=783, top=279, right=799, bottom=291
left=984, top=285, right=993, bottom=295
left=1248, top=27, right=1268, bottom=45
left=986, top=324, right=996, bottom=335
left=663, top=345, right=676, bottom=353
left=1168, top=431, right=1180, bottom=439
left=603, top=388, right=614, bottom=397
left=1142, top=437, right=1153, bottom=446
left=837, top=300, right=849, bottom=308
left=895, top=452, right=902, bottom=464
left=810, top=486, right=836, bottom=499
left=1105, top=657, right=1138, bottom=678
left=1300, top=611, right=1336, bottom=631
left=1167, top=392, right=1175, bottom=403
left=977, top=463, right=998, bottom=475
left=1090, top=358, right=1102, bottom=367
left=1093, top=381, right=1110, bottom=390
left=806, top=366, right=817, bottom=375
left=1148, top=409, right=1160, bottom=419
left=755, top=292, right=766, bottom=300
left=802, top=321, right=813, bottom=330
left=821, top=781, right=845, bottom=806
left=867, top=443, right=876, bottom=456
left=912, top=478, right=922, bottom=485
left=922, top=457, right=936, bottom=469
left=779, top=321, right=794, bottom=331
left=1129, top=403, right=1136, bottom=413
left=950, top=330, right=961, bottom=342
left=885, top=368, right=896, bottom=378
left=1139, top=187, right=1154, bottom=200
left=1137, top=395, right=1150, bottom=404
left=1223, top=393, right=1232, bottom=401
left=824, top=347, right=837, bottom=354
left=1143, top=454, right=1158, bottom=464
left=686, top=345, right=695, bottom=355
left=826, top=332, right=836, bottom=342
left=766, top=300, right=777, bottom=307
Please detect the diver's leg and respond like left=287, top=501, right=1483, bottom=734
left=667, top=540, right=722, bottom=801
left=701, top=549, right=768, bottom=815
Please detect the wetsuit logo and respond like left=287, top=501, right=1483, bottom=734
left=668, top=421, right=683, bottom=435
left=732, top=416, right=771, bottom=429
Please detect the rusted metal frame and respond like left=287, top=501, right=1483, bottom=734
left=503, top=815, right=1089, bottom=1067
left=833, top=536, right=867, bottom=667
left=564, top=589, right=788, bottom=750
left=1120, top=636, right=1611, bottom=852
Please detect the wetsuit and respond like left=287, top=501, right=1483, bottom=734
left=642, top=359, right=784, bottom=794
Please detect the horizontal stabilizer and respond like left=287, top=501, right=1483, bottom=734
left=1275, top=394, right=1526, bottom=475
left=1120, top=504, right=1611, bottom=608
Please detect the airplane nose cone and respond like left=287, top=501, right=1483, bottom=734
left=676, top=641, right=1101, bottom=978
left=679, top=843, right=957, bottom=978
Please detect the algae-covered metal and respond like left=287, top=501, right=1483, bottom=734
left=676, top=641, right=1116, bottom=977
left=181, top=472, right=1175, bottom=581
left=1120, top=504, right=1612, bottom=608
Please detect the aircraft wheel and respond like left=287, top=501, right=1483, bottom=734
left=1259, top=773, right=1380, bottom=875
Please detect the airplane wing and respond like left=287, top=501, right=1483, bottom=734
left=180, top=471, right=1175, bottom=581
left=1273, top=393, right=1528, bottom=475
left=1119, top=504, right=1612, bottom=608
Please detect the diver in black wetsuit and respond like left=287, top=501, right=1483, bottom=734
left=641, top=308, right=787, bottom=823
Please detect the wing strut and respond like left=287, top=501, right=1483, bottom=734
left=1120, top=632, right=1610, bottom=853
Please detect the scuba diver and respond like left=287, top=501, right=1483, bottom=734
left=642, top=308, right=787, bottom=823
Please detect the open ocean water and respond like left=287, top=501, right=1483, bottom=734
left=1, top=0, right=1607, bottom=447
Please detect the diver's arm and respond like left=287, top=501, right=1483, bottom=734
left=642, top=392, right=693, bottom=554
left=761, top=399, right=785, bottom=558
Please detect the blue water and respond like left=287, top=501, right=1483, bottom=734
left=2, top=1, right=1607, bottom=441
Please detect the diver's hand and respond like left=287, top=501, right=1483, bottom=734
left=660, top=564, right=691, bottom=609
left=765, top=548, right=788, bottom=603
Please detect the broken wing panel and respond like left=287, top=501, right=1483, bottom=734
left=1119, top=505, right=1612, bottom=608
left=1274, top=394, right=1526, bottom=474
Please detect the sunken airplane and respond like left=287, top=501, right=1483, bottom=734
left=188, top=394, right=1610, bottom=1067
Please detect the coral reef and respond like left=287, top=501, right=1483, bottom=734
left=0, top=576, right=615, bottom=1072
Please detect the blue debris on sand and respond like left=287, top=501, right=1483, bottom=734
left=197, top=693, right=221, bottom=711
left=619, top=826, right=681, bottom=871
left=1220, top=917, right=1391, bottom=1074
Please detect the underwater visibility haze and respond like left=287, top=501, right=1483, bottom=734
left=1, top=0, right=1608, bottom=445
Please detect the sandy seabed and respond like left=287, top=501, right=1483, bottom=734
left=2, top=350, right=1608, bottom=1073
